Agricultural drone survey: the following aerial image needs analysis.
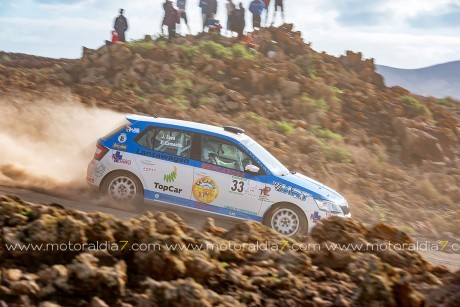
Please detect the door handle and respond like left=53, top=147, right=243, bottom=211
left=141, top=160, right=156, bottom=165
left=196, top=171, right=211, bottom=177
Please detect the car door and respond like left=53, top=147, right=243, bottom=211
left=191, top=134, right=268, bottom=221
left=132, top=126, right=194, bottom=206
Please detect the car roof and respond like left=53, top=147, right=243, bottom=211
left=126, top=115, right=249, bottom=141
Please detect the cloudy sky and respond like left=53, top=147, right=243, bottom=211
left=1, top=0, right=459, bottom=68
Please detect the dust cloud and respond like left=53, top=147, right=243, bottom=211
left=0, top=96, right=124, bottom=195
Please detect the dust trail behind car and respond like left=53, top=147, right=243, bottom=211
left=0, top=95, right=123, bottom=195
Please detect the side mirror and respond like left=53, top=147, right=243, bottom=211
left=245, top=164, right=260, bottom=174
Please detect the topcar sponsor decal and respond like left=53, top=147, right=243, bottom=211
left=118, top=133, right=127, bottom=143
left=112, top=151, right=131, bottom=165
left=136, top=149, right=190, bottom=164
left=164, top=166, right=178, bottom=183
left=273, top=182, right=311, bottom=201
left=126, top=126, right=140, bottom=133
left=193, top=177, right=219, bottom=204
left=153, top=182, right=182, bottom=194
left=201, top=163, right=245, bottom=178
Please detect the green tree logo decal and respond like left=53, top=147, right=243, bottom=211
left=164, top=166, right=178, bottom=182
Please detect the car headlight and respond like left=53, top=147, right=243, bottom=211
left=314, top=199, right=343, bottom=213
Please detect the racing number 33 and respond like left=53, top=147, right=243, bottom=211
left=231, top=179, right=244, bottom=193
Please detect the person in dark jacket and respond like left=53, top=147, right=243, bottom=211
left=208, top=0, right=218, bottom=16
left=249, top=0, right=265, bottom=30
left=114, top=9, right=128, bottom=42
left=232, top=2, right=245, bottom=39
left=199, top=0, right=210, bottom=30
left=176, top=0, right=191, bottom=34
left=164, top=1, right=179, bottom=41
left=272, top=0, right=285, bottom=24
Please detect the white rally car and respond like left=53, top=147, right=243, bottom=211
left=87, top=115, right=351, bottom=236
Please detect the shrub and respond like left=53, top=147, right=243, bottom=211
left=179, top=44, right=200, bottom=58
left=165, top=95, right=189, bottom=110
left=435, top=98, right=450, bottom=106
left=401, top=95, right=431, bottom=116
left=198, top=41, right=233, bottom=59
left=125, top=41, right=155, bottom=54
left=274, top=121, right=295, bottom=134
left=246, top=112, right=265, bottom=124
left=309, top=125, right=343, bottom=141
left=232, top=44, right=257, bottom=61
left=321, top=144, right=353, bottom=163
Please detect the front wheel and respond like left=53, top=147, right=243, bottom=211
left=101, top=171, right=144, bottom=212
left=263, top=203, right=308, bottom=237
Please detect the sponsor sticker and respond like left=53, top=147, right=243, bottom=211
left=258, top=186, right=271, bottom=202
left=223, top=205, right=258, bottom=216
left=153, top=182, right=182, bottom=194
left=126, top=126, right=140, bottom=133
left=201, top=162, right=245, bottom=178
left=94, top=162, right=106, bottom=178
left=193, top=177, right=219, bottom=204
left=164, top=166, right=178, bottom=183
left=118, top=133, right=127, bottom=143
left=112, top=151, right=131, bottom=165
left=113, top=143, right=127, bottom=151
left=273, top=182, right=311, bottom=201
left=136, top=149, right=190, bottom=164
left=311, top=211, right=321, bottom=222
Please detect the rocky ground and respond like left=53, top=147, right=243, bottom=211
left=1, top=25, right=459, bottom=240
left=0, top=195, right=459, bottom=306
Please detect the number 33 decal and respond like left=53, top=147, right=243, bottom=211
left=231, top=180, right=244, bottom=192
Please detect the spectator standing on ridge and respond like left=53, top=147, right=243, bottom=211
left=208, top=0, right=218, bottom=17
left=114, top=9, right=128, bottom=42
left=207, top=13, right=223, bottom=34
left=232, top=2, right=245, bottom=39
left=262, top=0, right=270, bottom=26
left=164, top=0, right=180, bottom=41
left=161, top=0, right=167, bottom=34
left=176, top=0, right=191, bottom=34
left=249, top=0, right=265, bottom=30
left=199, top=0, right=210, bottom=31
left=272, top=0, right=285, bottom=24
left=226, top=0, right=236, bottom=36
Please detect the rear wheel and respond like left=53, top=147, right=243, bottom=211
left=263, top=203, right=308, bottom=237
left=101, top=171, right=144, bottom=212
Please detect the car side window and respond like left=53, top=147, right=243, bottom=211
left=154, top=129, right=192, bottom=158
left=201, top=135, right=255, bottom=172
left=135, top=127, right=156, bottom=149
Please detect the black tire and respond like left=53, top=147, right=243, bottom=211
left=100, top=171, right=144, bottom=212
left=263, top=203, right=308, bottom=237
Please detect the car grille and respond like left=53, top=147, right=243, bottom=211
left=340, top=205, right=350, bottom=215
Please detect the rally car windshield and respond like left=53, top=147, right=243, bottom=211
left=241, top=138, right=290, bottom=176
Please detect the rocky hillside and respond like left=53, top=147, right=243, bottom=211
left=0, top=24, right=459, bottom=239
left=1, top=195, right=459, bottom=306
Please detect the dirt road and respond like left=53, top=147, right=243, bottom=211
left=1, top=185, right=458, bottom=271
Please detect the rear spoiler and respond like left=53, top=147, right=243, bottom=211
left=125, top=113, right=159, bottom=124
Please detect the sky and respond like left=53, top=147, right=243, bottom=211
left=0, top=0, right=460, bottom=68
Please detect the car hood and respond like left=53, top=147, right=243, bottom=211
left=282, top=172, right=347, bottom=205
